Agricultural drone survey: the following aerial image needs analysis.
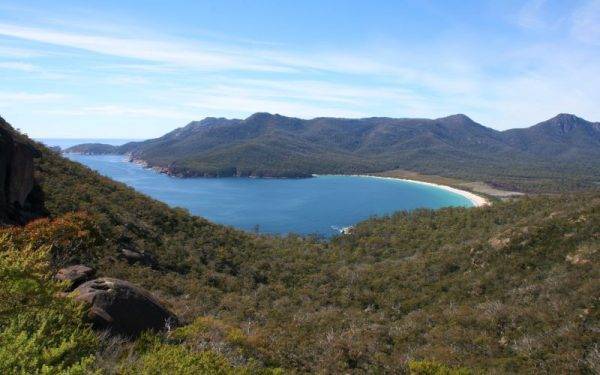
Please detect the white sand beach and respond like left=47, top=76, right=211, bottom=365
left=367, top=176, right=490, bottom=207
left=317, top=174, right=491, bottom=207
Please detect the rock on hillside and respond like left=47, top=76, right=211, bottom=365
left=55, top=265, right=96, bottom=290
left=0, top=116, right=41, bottom=223
left=72, top=277, right=178, bottom=336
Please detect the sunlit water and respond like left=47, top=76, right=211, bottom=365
left=40, top=139, right=473, bottom=236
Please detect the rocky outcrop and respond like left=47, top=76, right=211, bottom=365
left=120, top=248, right=158, bottom=268
left=8, top=141, right=39, bottom=206
left=0, top=117, right=41, bottom=223
left=55, top=265, right=95, bottom=290
left=72, top=278, right=178, bottom=336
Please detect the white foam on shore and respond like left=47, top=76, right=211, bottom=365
left=315, top=174, right=490, bottom=207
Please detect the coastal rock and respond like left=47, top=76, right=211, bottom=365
left=55, top=265, right=95, bottom=290
left=72, top=277, right=178, bottom=336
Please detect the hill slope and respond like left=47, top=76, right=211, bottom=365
left=503, top=113, right=600, bottom=160
left=67, top=113, right=600, bottom=192
left=1, top=116, right=597, bottom=372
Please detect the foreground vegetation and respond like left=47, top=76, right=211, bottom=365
left=1, top=122, right=599, bottom=373
left=0, top=221, right=282, bottom=374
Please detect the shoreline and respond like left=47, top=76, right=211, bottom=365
left=369, top=175, right=490, bottom=207
left=67, top=152, right=490, bottom=207
left=316, top=174, right=490, bottom=207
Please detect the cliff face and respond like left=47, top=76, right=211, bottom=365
left=0, top=117, right=41, bottom=224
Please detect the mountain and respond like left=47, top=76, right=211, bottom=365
left=65, top=113, right=600, bottom=192
left=1, top=115, right=599, bottom=372
left=503, top=113, right=600, bottom=161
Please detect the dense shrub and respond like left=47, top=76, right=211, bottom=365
left=408, top=360, right=471, bottom=375
left=0, top=235, right=98, bottom=374
left=2, top=212, right=105, bottom=267
left=119, top=332, right=280, bottom=374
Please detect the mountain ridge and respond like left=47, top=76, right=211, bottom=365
left=64, top=112, right=600, bottom=192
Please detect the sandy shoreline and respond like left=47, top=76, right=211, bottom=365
left=66, top=151, right=491, bottom=207
left=317, top=174, right=490, bottom=207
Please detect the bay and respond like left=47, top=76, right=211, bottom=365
left=40, top=139, right=474, bottom=236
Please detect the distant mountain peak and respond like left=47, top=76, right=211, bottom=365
left=199, top=116, right=220, bottom=123
left=246, top=112, right=281, bottom=122
left=549, top=113, right=585, bottom=124
left=535, top=113, right=600, bottom=134
left=437, top=114, right=475, bottom=123
left=197, top=117, right=230, bottom=126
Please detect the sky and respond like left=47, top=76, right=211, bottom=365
left=0, top=0, right=599, bottom=138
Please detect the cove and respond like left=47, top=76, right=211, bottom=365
left=61, top=153, right=474, bottom=236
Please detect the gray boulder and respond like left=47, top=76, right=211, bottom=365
left=72, top=278, right=177, bottom=336
left=120, top=248, right=158, bottom=268
left=55, top=265, right=95, bottom=290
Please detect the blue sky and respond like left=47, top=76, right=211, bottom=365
left=0, top=0, right=599, bottom=138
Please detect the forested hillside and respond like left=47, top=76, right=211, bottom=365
left=67, top=112, right=600, bottom=192
left=2, top=117, right=598, bottom=373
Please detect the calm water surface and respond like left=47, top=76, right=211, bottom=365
left=40, top=139, right=473, bottom=236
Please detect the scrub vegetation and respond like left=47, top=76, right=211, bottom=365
left=1, top=120, right=599, bottom=373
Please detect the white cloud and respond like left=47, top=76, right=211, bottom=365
left=0, top=61, right=37, bottom=71
left=516, top=0, right=548, bottom=29
left=0, top=23, right=300, bottom=73
left=43, top=105, right=194, bottom=119
left=0, top=22, right=409, bottom=77
left=0, top=91, right=65, bottom=104
left=212, top=79, right=413, bottom=106
left=0, top=46, right=43, bottom=58
left=571, top=0, right=600, bottom=45
left=106, top=75, right=149, bottom=85
left=186, top=94, right=368, bottom=119
left=96, top=63, right=179, bottom=73
left=1, top=3, right=600, bottom=136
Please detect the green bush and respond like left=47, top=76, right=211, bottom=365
left=121, top=342, right=237, bottom=374
left=0, top=236, right=98, bottom=374
left=119, top=332, right=282, bottom=374
left=408, top=360, right=472, bottom=374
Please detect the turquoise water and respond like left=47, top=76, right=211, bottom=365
left=40, top=139, right=473, bottom=236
